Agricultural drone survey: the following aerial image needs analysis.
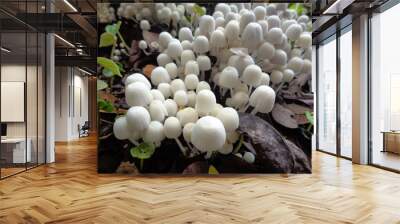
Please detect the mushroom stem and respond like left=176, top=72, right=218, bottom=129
left=131, top=140, right=140, bottom=146
left=248, top=85, right=253, bottom=95
left=175, top=138, right=187, bottom=155
left=222, top=88, right=228, bottom=97
left=200, top=70, right=205, bottom=81
left=205, top=151, right=213, bottom=159
left=239, top=103, right=250, bottom=112
left=275, top=82, right=284, bottom=93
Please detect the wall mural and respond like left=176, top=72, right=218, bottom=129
left=97, top=3, right=313, bottom=174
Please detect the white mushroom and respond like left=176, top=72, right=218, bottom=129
left=196, top=81, right=211, bottom=93
left=164, top=117, right=187, bottom=155
left=170, top=79, right=186, bottom=94
left=191, top=116, right=226, bottom=152
left=157, top=83, right=172, bottom=98
left=249, top=85, right=276, bottom=114
left=178, top=27, right=194, bottom=42
left=151, top=66, right=171, bottom=86
left=157, top=53, right=173, bottom=66
left=185, top=74, right=199, bottom=90
left=257, top=42, right=275, bottom=60
left=126, top=106, right=151, bottom=132
left=125, top=73, right=151, bottom=89
left=241, top=22, right=263, bottom=52
left=197, top=55, right=211, bottom=80
left=165, top=62, right=178, bottom=79
left=167, top=39, right=183, bottom=61
left=125, top=82, right=153, bottom=107
left=164, top=99, right=178, bottom=117
left=242, top=64, right=263, bottom=92
left=113, top=116, right=130, bottom=140
left=174, top=90, right=188, bottom=107
left=266, top=27, right=283, bottom=45
left=282, top=69, right=295, bottom=82
left=219, top=66, right=239, bottom=96
left=216, top=107, right=239, bottom=132
left=195, top=89, right=217, bottom=116
left=187, top=91, right=197, bottom=107
left=270, top=70, right=283, bottom=84
left=184, top=60, right=200, bottom=76
left=243, top=151, right=255, bottom=163
left=286, top=23, right=302, bottom=41
left=177, top=107, right=198, bottom=126
left=149, top=100, right=168, bottom=122
left=199, top=15, right=215, bottom=37
left=181, top=50, right=196, bottom=66
left=143, top=121, right=165, bottom=147
left=193, top=35, right=209, bottom=54
left=150, top=89, right=165, bottom=102
left=218, top=143, right=233, bottom=155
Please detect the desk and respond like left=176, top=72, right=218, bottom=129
left=1, top=138, right=31, bottom=163
left=382, top=131, right=400, bottom=154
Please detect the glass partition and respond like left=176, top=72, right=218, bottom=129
left=317, top=36, right=337, bottom=154
left=371, top=4, right=400, bottom=171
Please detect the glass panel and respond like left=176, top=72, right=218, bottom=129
left=38, top=32, right=45, bottom=165
left=340, top=29, right=352, bottom=158
left=318, top=37, right=337, bottom=154
left=371, top=4, right=400, bottom=171
left=1, top=32, right=28, bottom=177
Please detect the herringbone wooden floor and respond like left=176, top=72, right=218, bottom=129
left=1, top=135, right=400, bottom=224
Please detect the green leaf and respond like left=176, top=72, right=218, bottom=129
left=296, top=5, right=304, bottom=16
left=130, top=143, right=156, bottom=160
left=105, top=21, right=121, bottom=35
left=116, top=62, right=125, bottom=72
left=97, top=57, right=121, bottom=77
left=102, top=68, right=113, bottom=77
left=193, top=5, right=205, bottom=17
left=98, top=99, right=115, bottom=112
left=208, top=165, right=219, bottom=175
left=305, top=111, right=314, bottom=125
left=97, top=79, right=108, bottom=91
left=99, top=32, right=116, bottom=48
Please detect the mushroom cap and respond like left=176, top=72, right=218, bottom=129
left=231, top=91, right=249, bottom=108
left=184, top=60, right=200, bottom=76
left=170, top=79, right=186, bottom=94
left=138, top=40, right=148, bottom=50
left=224, top=20, right=240, bottom=41
left=210, top=29, right=226, bottom=49
left=126, top=82, right=153, bottom=107
left=215, top=17, right=225, bottom=28
left=191, top=116, right=226, bottom=152
left=179, top=27, right=194, bottom=42
left=159, top=31, right=173, bottom=49
left=266, top=4, right=277, bottom=16
left=258, top=20, right=269, bottom=38
left=302, top=59, right=312, bottom=74
left=249, top=85, right=276, bottom=113
left=199, top=15, right=215, bottom=36
left=270, top=49, right=287, bottom=65
left=164, top=117, right=182, bottom=139
left=219, top=66, right=239, bottom=88
left=143, top=121, right=165, bottom=144
left=113, top=116, right=130, bottom=140
left=181, top=50, right=195, bottom=65
left=183, top=122, right=195, bottom=143
left=270, top=70, right=283, bottom=84
left=174, top=90, right=188, bottom=107
left=151, top=66, right=171, bottom=86
left=197, top=55, right=211, bottom=71
left=287, top=56, right=304, bottom=74
left=215, top=3, right=231, bottom=16
left=150, top=89, right=165, bottom=102
left=185, top=74, right=199, bottom=90
left=167, top=39, right=183, bottom=59
left=242, top=22, right=263, bottom=51
left=242, top=64, right=263, bottom=86
left=243, top=151, right=255, bottom=163
left=157, top=83, right=172, bottom=98
left=181, top=40, right=192, bottom=50
left=218, top=143, right=233, bottom=155
left=253, top=6, right=266, bottom=21
left=260, top=72, right=270, bottom=86
left=165, top=62, right=178, bottom=79
left=282, top=69, right=295, bottom=82
left=195, top=89, right=217, bottom=116
left=210, top=104, right=224, bottom=117
left=266, top=27, right=284, bottom=45
left=164, top=99, right=178, bottom=117
left=239, top=10, right=256, bottom=32
left=286, top=23, right=303, bottom=41
left=196, top=81, right=211, bottom=93
left=126, top=106, right=151, bottom=132
left=282, top=19, right=297, bottom=33
left=227, top=54, right=255, bottom=75
left=177, top=107, right=198, bottom=126
left=297, top=32, right=312, bottom=49
left=125, top=73, right=151, bottom=89
left=157, top=53, right=172, bottom=66
left=187, top=91, right=197, bottom=107
left=140, top=20, right=150, bottom=31
left=216, top=107, right=239, bottom=132
left=266, top=15, right=281, bottom=29
left=193, top=35, right=210, bottom=54
left=149, top=100, right=168, bottom=122
left=257, top=42, right=275, bottom=60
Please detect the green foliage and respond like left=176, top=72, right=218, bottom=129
left=105, top=21, right=121, bottom=35
left=98, top=99, right=115, bottom=112
left=97, top=57, right=121, bottom=77
left=99, top=32, right=116, bottom=48
left=116, top=61, right=125, bottom=72
left=130, top=143, right=156, bottom=160
left=97, top=79, right=108, bottom=91
left=193, top=5, right=205, bottom=17
left=232, top=135, right=244, bottom=154
left=208, top=165, right=219, bottom=175
left=102, top=68, right=114, bottom=77
left=288, top=3, right=306, bottom=16
left=305, top=111, right=314, bottom=125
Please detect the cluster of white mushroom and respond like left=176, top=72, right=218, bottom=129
left=98, top=3, right=116, bottom=23
left=113, top=3, right=311, bottom=161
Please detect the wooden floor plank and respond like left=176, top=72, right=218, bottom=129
left=0, top=135, right=399, bottom=223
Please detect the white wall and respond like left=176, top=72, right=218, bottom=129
left=55, top=67, right=89, bottom=141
